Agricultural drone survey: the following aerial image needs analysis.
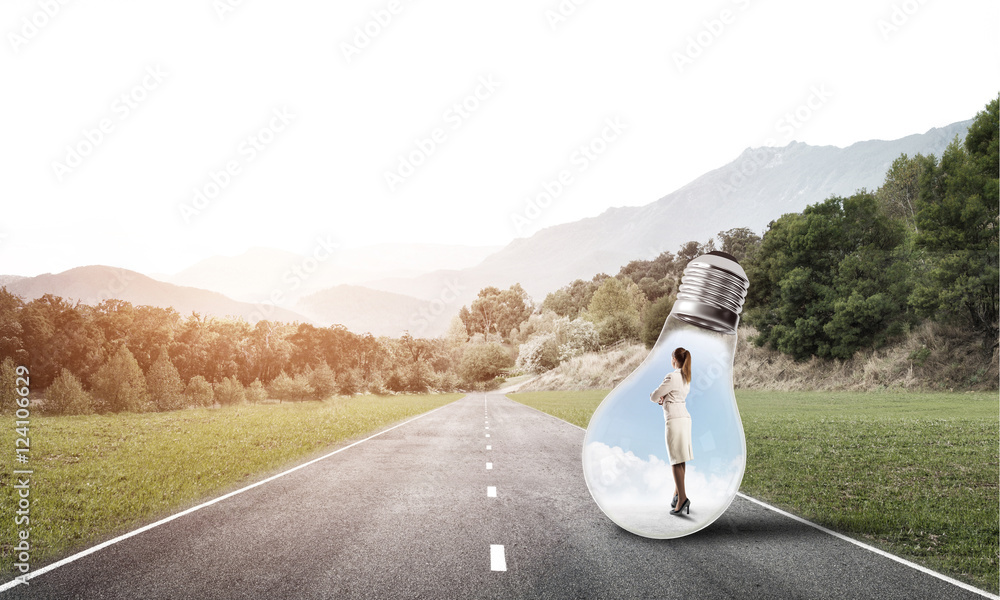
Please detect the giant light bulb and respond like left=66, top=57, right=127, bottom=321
left=582, top=251, right=750, bottom=538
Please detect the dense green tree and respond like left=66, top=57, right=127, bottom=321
left=90, top=345, right=150, bottom=413
left=876, top=154, right=932, bottom=232
left=307, top=362, right=338, bottom=400
left=587, top=277, right=646, bottom=321
left=744, top=192, right=913, bottom=359
left=677, top=239, right=716, bottom=268
left=617, top=252, right=680, bottom=287
left=205, top=318, right=250, bottom=383
left=128, top=306, right=180, bottom=373
left=20, top=295, right=104, bottom=388
left=541, top=276, right=606, bottom=320
left=716, top=227, right=762, bottom=264
left=635, top=276, right=673, bottom=303
left=245, top=321, right=295, bottom=383
left=910, top=98, right=999, bottom=345
left=146, top=351, right=185, bottom=411
left=461, top=284, right=534, bottom=342
left=459, top=343, right=513, bottom=383
left=585, top=277, right=645, bottom=345
left=401, top=360, right=434, bottom=393
left=641, top=295, right=676, bottom=348
left=169, top=314, right=214, bottom=384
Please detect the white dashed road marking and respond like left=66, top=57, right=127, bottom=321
left=487, top=486, right=497, bottom=498
left=490, top=545, right=507, bottom=571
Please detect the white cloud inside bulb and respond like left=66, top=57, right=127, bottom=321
left=584, top=442, right=741, bottom=509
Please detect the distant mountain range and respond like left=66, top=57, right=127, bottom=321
left=163, top=243, right=502, bottom=306
left=2, top=266, right=312, bottom=324
left=2, top=120, right=971, bottom=337
left=360, top=120, right=971, bottom=304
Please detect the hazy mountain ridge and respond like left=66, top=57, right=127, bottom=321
left=364, top=120, right=972, bottom=305
left=4, top=266, right=312, bottom=324
left=167, top=243, right=502, bottom=305
left=0, top=275, right=27, bottom=287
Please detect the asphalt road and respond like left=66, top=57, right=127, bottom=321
left=3, top=393, right=990, bottom=599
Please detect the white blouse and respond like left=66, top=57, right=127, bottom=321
left=650, top=369, right=691, bottom=420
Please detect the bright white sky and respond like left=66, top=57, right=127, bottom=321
left=2, top=0, right=997, bottom=277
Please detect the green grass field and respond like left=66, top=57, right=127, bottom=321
left=1, top=393, right=462, bottom=574
left=509, top=389, right=999, bottom=594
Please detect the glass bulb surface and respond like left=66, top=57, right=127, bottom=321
left=582, top=253, right=748, bottom=539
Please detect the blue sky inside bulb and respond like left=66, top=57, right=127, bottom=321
left=582, top=316, right=745, bottom=539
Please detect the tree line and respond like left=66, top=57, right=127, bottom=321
left=0, top=295, right=475, bottom=415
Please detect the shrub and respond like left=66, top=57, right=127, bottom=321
left=268, top=371, right=314, bottom=402
left=307, top=363, right=338, bottom=401
left=214, top=376, right=246, bottom=406
left=246, top=379, right=268, bottom=403
left=556, top=317, right=600, bottom=361
left=516, top=334, right=560, bottom=373
left=185, top=375, right=214, bottom=407
left=45, top=369, right=93, bottom=415
left=596, top=311, right=641, bottom=346
left=337, top=368, right=363, bottom=396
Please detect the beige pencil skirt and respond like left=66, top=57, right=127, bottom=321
left=665, top=416, right=693, bottom=465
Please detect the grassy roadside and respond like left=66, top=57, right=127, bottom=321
left=1, top=393, right=462, bottom=575
left=508, top=389, right=999, bottom=594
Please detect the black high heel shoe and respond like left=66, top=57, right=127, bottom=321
left=671, top=494, right=678, bottom=508
left=670, top=498, right=690, bottom=516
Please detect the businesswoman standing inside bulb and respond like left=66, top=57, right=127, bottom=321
left=651, top=347, right=693, bottom=516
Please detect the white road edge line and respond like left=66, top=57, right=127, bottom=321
left=735, top=492, right=999, bottom=600
left=490, top=544, right=507, bottom=571
left=502, top=392, right=999, bottom=600
left=0, top=398, right=462, bottom=592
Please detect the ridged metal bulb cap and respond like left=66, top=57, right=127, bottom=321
left=674, top=251, right=749, bottom=334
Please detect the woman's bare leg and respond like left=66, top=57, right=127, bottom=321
left=672, top=462, right=687, bottom=506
